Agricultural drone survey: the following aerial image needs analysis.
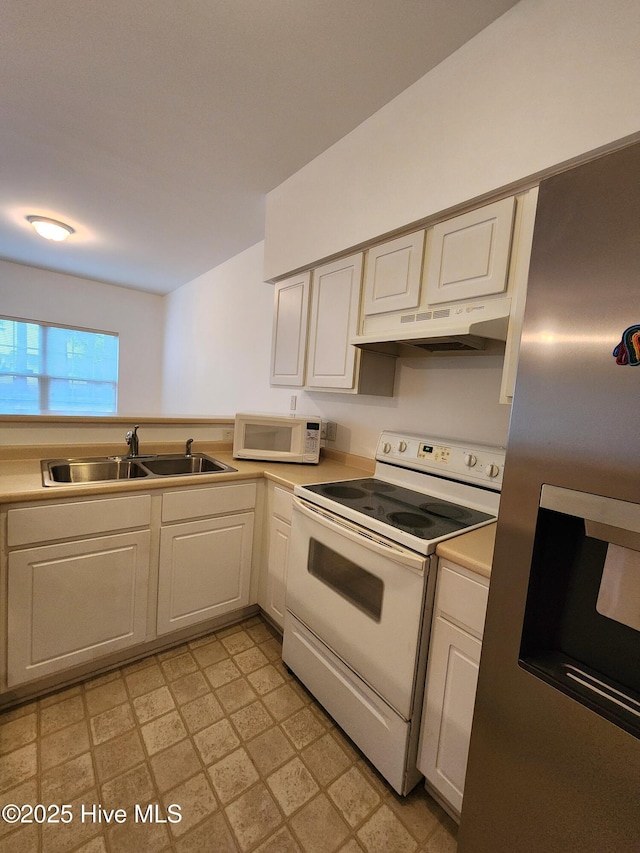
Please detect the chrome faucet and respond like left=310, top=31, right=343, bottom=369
left=125, top=425, right=140, bottom=457
left=185, top=438, right=194, bottom=457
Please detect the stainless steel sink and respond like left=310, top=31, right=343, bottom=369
left=41, top=453, right=237, bottom=486
left=42, top=458, right=149, bottom=486
left=141, top=454, right=236, bottom=476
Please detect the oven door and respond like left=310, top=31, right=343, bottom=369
left=286, top=496, right=430, bottom=718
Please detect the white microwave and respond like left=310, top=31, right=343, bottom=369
left=233, top=413, right=322, bottom=464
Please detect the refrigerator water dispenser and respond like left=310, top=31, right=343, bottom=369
left=519, top=484, right=640, bottom=738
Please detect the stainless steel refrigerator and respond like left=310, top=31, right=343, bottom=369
left=458, top=141, right=640, bottom=852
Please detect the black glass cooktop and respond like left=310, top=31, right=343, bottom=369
left=305, top=477, right=494, bottom=540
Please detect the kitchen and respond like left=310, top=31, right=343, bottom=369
left=1, top=1, right=639, bottom=851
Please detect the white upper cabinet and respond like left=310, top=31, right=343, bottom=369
left=362, top=231, right=425, bottom=317
left=424, top=196, right=516, bottom=304
left=268, top=190, right=536, bottom=400
left=269, top=253, right=395, bottom=395
left=157, top=483, right=256, bottom=636
left=270, top=272, right=310, bottom=386
left=306, top=254, right=363, bottom=390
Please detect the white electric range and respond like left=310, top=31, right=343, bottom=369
left=282, top=430, right=504, bottom=795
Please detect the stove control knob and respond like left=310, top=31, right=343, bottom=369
left=398, top=441, right=407, bottom=453
left=464, top=453, right=477, bottom=468
left=383, top=442, right=392, bottom=454
left=485, top=463, right=500, bottom=478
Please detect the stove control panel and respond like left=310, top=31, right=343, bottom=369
left=376, top=431, right=506, bottom=488
left=418, top=443, right=451, bottom=464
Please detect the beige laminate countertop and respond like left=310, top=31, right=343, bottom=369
left=0, top=447, right=374, bottom=504
left=435, top=522, right=496, bottom=579
left=0, top=446, right=494, bottom=577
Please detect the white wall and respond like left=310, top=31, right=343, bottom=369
left=0, top=259, right=165, bottom=414
left=164, top=0, right=640, bottom=458
left=162, top=242, right=296, bottom=416
left=264, top=0, right=640, bottom=280
left=0, top=420, right=233, bottom=450
left=10, top=0, right=639, bottom=460
left=162, top=241, right=512, bottom=457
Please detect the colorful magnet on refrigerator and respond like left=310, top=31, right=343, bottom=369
left=613, top=325, right=640, bottom=366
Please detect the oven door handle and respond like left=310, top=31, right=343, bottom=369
left=292, top=496, right=426, bottom=573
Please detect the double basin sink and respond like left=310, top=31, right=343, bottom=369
left=42, top=453, right=237, bottom=486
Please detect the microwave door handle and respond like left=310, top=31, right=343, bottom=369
left=292, top=496, right=426, bottom=573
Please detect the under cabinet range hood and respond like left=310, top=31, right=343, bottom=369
left=351, top=295, right=512, bottom=353
left=350, top=190, right=539, bottom=355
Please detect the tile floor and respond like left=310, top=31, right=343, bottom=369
left=0, top=615, right=458, bottom=853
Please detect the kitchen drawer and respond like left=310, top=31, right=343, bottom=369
left=273, top=486, right=294, bottom=523
left=7, top=495, right=152, bottom=547
left=436, top=561, right=489, bottom=638
left=162, top=481, right=257, bottom=522
left=283, top=613, right=413, bottom=795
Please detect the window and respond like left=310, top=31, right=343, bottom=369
left=0, top=317, right=119, bottom=414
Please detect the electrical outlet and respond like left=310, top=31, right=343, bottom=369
left=326, top=421, right=337, bottom=441
left=222, top=429, right=234, bottom=441
left=290, top=395, right=297, bottom=411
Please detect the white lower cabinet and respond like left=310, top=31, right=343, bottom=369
left=270, top=253, right=396, bottom=396
left=418, top=560, right=489, bottom=820
left=3, top=482, right=258, bottom=693
left=265, top=517, right=290, bottom=627
left=6, top=494, right=152, bottom=687
left=157, top=482, right=257, bottom=636
left=260, top=484, right=293, bottom=629
left=157, top=512, right=254, bottom=635
left=8, top=532, right=151, bottom=687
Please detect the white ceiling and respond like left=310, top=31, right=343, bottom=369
left=0, top=0, right=519, bottom=294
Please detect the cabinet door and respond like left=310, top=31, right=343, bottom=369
left=363, top=231, right=425, bottom=316
left=419, top=616, right=481, bottom=817
left=7, top=531, right=151, bottom=687
left=306, top=254, right=363, bottom=389
left=157, top=512, right=254, bottom=635
left=270, top=272, right=310, bottom=386
left=424, top=197, right=516, bottom=305
left=263, top=515, right=291, bottom=629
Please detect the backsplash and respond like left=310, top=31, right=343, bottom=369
left=0, top=418, right=235, bottom=455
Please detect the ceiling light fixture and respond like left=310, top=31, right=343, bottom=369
left=26, top=215, right=75, bottom=242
